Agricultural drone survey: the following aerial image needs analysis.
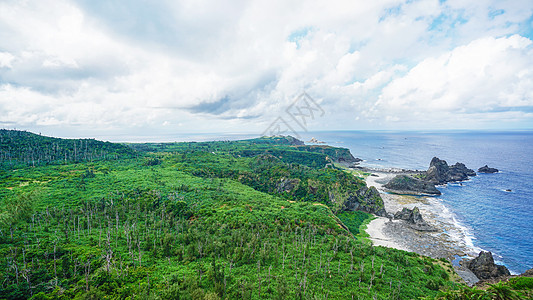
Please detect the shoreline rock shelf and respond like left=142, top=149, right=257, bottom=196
left=383, top=174, right=441, bottom=195
left=362, top=156, right=520, bottom=288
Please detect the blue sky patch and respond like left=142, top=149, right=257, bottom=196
left=488, top=9, right=505, bottom=19
left=288, top=27, right=313, bottom=48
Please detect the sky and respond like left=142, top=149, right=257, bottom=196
left=1, top=0, right=533, bottom=141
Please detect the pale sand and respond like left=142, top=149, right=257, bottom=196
left=365, top=217, right=409, bottom=251
left=363, top=171, right=468, bottom=258
left=365, top=172, right=410, bottom=214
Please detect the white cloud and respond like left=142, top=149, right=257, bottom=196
left=0, top=52, right=15, bottom=68
left=376, top=35, right=533, bottom=121
left=0, top=0, right=532, bottom=138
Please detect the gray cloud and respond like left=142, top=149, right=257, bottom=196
left=1, top=54, right=129, bottom=95
left=71, top=0, right=247, bottom=60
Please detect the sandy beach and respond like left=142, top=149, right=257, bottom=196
left=365, top=216, right=410, bottom=251
left=364, top=171, right=469, bottom=258
left=362, top=170, right=481, bottom=285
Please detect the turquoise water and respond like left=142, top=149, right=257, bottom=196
left=299, top=131, right=533, bottom=274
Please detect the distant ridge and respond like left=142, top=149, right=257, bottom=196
left=0, top=129, right=136, bottom=168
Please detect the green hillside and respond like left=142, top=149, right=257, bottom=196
left=0, top=131, right=527, bottom=299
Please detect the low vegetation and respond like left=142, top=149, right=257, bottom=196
left=0, top=131, right=529, bottom=299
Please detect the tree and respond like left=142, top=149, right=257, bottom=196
left=0, top=191, right=35, bottom=241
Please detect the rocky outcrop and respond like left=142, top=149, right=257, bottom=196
left=522, top=268, right=533, bottom=277
left=424, top=157, right=476, bottom=184
left=343, top=186, right=387, bottom=217
left=347, top=158, right=364, bottom=168
left=449, top=162, right=476, bottom=180
left=478, top=165, right=499, bottom=173
left=286, top=136, right=305, bottom=145
left=461, top=251, right=511, bottom=280
left=383, top=175, right=441, bottom=195
left=276, top=178, right=300, bottom=193
left=308, top=137, right=326, bottom=144
left=393, top=207, right=436, bottom=231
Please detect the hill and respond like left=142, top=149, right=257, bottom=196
left=0, top=130, right=136, bottom=169
left=0, top=131, right=528, bottom=299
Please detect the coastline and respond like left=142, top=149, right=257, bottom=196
left=362, top=169, right=481, bottom=285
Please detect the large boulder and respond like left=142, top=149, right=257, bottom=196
left=383, top=175, right=441, bottom=195
left=394, top=207, right=436, bottom=231
left=478, top=165, right=499, bottom=173
left=461, top=251, right=511, bottom=280
left=424, top=157, right=449, bottom=184
left=424, top=157, right=476, bottom=184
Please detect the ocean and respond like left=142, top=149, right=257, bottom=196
left=298, top=131, right=533, bottom=274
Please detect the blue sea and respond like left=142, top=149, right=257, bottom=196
left=296, top=131, right=533, bottom=274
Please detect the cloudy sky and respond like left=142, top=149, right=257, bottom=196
left=1, top=0, right=533, bottom=140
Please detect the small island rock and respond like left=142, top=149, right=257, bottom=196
left=478, top=165, right=499, bottom=173
left=424, top=157, right=476, bottom=184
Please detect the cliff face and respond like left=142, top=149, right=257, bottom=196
left=383, top=175, right=441, bottom=195
left=424, top=157, right=476, bottom=184
left=292, top=145, right=359, bottom=164
left=341, top=186, right=387, bottom=217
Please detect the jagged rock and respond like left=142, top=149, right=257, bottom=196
left=347, top=158, right=364, bottom=168
left=308, top=137, right=326, bottom=144
left=276, top=178, right=300, bottom=193
left=522, top=268, right=533, bottom=277
left=424, top=157, right=476, bottom=184
left=342, top=186, right=387, bottom=217
left=449, top=162, right=476, bottom=181
left=461, top=251, right=511, bottom=280
left=383, top=175, right=441, bottom=195
left=478, top=165, right=499, bottom=173
left=285, top=136, right=305, bottom=145
left=424, top=157, right=449, bottom=184
left=394, top=207, right=413, bottom=220
left=393, top=207, right=436, bottom=231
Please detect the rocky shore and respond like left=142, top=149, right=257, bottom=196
left=364, top=170, right=487, bottom=284
left=383, top=175, right=441, bottom=195
left=360, top=159, right=486, bottom=285
left=358, top=157, right=528, bottom=286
